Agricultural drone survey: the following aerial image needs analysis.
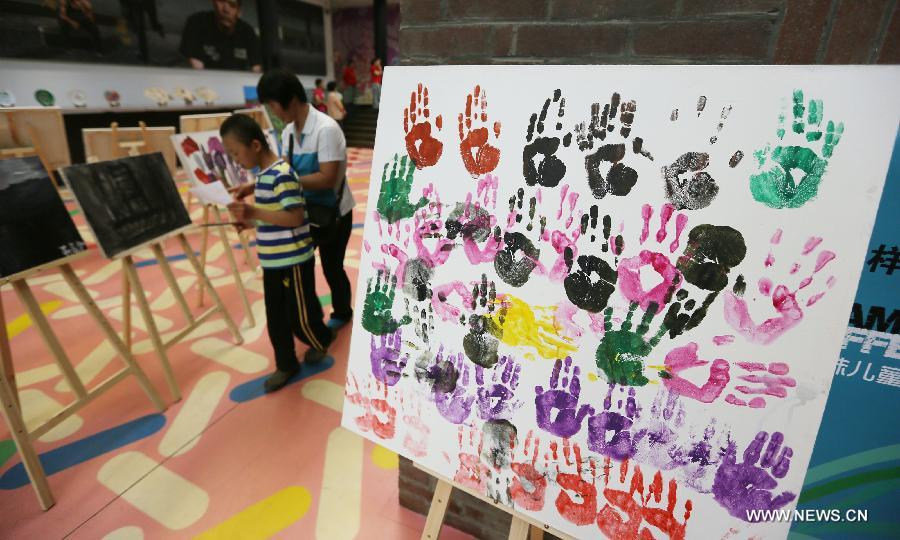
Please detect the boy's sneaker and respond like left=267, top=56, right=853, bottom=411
left=263, top=366, right=300, bottom=393
left=304, top=348, right=328, bottom=365
left=327, top=317, right=349, bottom=331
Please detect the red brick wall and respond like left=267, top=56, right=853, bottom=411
left=395, top=1, right=897, bottom=538
left=399, top=0, right=899, bottom=65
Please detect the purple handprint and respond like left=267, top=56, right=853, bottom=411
left=587, top=384, right=639, bottom=460
left=475, top=355, right=522, bottom=421
left=534, top=357, right=594, bottom=438
left=370, top=328, right=409, bottom=386
left=433, top=349, right=475, bottom=424
left=712, top=431, right=796, bottom=521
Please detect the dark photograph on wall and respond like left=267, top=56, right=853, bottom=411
left=0, top=157, right=87, bottom=279
left=277, top=0, right=325, bottom=75
left=60, top=153, right=191, bottom=259
left=0, top=0, right=262, bottom=71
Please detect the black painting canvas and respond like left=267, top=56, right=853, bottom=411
left=61, top=153, right=191, bottom=259
left=0, top=157, right=87, bottom=279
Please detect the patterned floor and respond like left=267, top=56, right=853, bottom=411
left=0, top=148, right=472, bottom=539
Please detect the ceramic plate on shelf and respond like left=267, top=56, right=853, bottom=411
left=104, top=90, right=121, bottom=107
left=173, top=87, right=194, bottom=105
left=195, top=87, right=217, bottom=105
left=144, top=87, right=171, bottom=106
left=35, top=89, right=55, bottom=106
left=0, top=89, right=14, bottom=107
left=69, top=90, right=88, bottom=108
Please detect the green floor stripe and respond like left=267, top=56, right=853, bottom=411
left=318, top=294, right=332, bottom=307
left=0, top=440, right=16, bottom=469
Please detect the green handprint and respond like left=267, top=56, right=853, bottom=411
left=750, top=90, right=844, bottom=209
left=595, top=302, right=667, bottom=387
left=362, top=270, right=412, bottom=336
left=377, top=154, right=429, bottom=224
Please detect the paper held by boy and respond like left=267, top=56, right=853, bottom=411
left=189, top=181, right=232, bottom=207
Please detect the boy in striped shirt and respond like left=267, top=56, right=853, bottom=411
left=223, top=114, right=333, bottom=393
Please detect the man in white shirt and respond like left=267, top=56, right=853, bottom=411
left=257, top=69, right=356, bottom=331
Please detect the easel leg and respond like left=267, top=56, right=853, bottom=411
left=196, top=205, right=211, bottom=308
left=0, top=374, right=54, bottom=510
left=122, top=265, right=132, bottom=351
left=508, top=518, right=530, bottom=540
left=60, top=265, right=166, bottom=412
left=152, top=244, right=195, bottom=325
left=529, top=525, right=545, bottom=540
left=123, top=256, right=182, bottom=402
left=212, top=207, right=255, bottom=327
left=0, top=292, right=20, bottom=410
left=421, top=480, right=453, bottom=540
left=177, top=234, right=243, bottom=345
left=239, top=231, right=255, bottom=268
left=12, top=281, right=88, bottom=399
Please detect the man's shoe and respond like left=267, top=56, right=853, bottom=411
left=263, top=366, right=300, bottom=393
left=304, top=348, right=328, bottom=365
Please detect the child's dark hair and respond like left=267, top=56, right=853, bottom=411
left=256, top=68, right=308, bottom=109
left=326, top=81, right=337, bottom=92
left=315, top=78, right=323, bottom=87
left=220, top=114, right=269, bottom=151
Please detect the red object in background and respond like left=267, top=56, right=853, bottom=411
left=193, top=168, right=211, bottom=184
left=181, top=137, right=200, bottom=156
left=343, top=65, right=357, bottom=87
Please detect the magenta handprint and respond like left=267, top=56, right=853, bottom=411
left=587, top=384, right=640, bottom=460
left=534, top=357, right=594, bottom=438
left=432, top=349, right=475, bottom=424
left=725, top=362, right=796, bottom=408
left=369, top=328, right=409, bottom=386
left=662, top=342, right=730, bottom=403
left=712, top=431, right=796, bottom=521
left=475, top=355, right=522, bottom=421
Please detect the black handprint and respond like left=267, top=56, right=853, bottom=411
left=575, top=93, right=653, bottom=199
left=494, top=232, right=540, bottom=288
left=463, top=274, right=501, bottom=368
left=523, top=89, right=572, bottom=188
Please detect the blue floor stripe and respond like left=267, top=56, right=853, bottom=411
left=0, top=414, right=166, bottom=490
left=232, top=240, right=258, bottom=250
left=352, top=223, right=364, bottom=229
left=134, top=252, right=199, bottom=268
left=229, top=357, right=335, bottom=403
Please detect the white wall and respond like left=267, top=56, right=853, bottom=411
left=0, top=59, right=322, bottom=109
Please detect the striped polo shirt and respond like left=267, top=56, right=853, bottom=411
left=254, top=159, right=314, bottom=269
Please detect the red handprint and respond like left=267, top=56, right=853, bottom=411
left=453, top=424, right=490, bottom=492
left=404, top=83, right=443, bottom=169
left=509, top=431, right=547, bottom=511
left=345, top=375, right=397, bottom=440
left=643, top=472, right=693, bottom=540
left=458, top=85, right=501, bottom=177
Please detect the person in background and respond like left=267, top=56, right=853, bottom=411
left=312, top=78, right=327, bottom=113
left=326, top=81, right=346, bottom=126
left=370, top=57, right=383, bottom=109
left=58, top=0, right=102, bottom=51
left=342, top=59, right=357, bottom=110
left=257, top=69, right=356, bottom=331
left=180, top=0, right=261, bottom=72
left=221, top=114, right=333, bottom=393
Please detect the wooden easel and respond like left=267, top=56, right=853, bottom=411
left=0, top=252, right=167, bottom=510
left=118, top=226, right=244, bottom=402
left=111, top=121, right=151, bottom=158
left=417, top=464, right=574, bottom=540
left=0, top=108, right=71, bottom=174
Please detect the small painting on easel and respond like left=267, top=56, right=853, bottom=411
left=0, top=156, right=86, bottom=278
left=60, top=153, right=191, bottom=259
left=171, top=130, right=251, bottom=188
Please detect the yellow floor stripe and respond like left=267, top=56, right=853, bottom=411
left=300, top=380, right=344, bottom=413
left=102, top=526, right=144, bottom=540
left=6, top=300, right=63, bottom=339
left=315, top=428, right=363, bottom=540
left=371, top=445, right=399, bottom=470
left=190, top=338, right=268, bottom=374
left=15, top=364, right=61, bottom=388
left=52, top=295, right=124, bottom=320
left=55, top=340, right=115, bottom=393
left=158, top=371, right=230, bottom=457
left=20, top=388, right=84, bottom=443
left=98, top=451, right=209, bottom=530
left=194, top=486, right=312, bottom=540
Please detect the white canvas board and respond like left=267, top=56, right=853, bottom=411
left=171, top=130, right=251, bottom=188
left=341, top=65, right=900, bottom=539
